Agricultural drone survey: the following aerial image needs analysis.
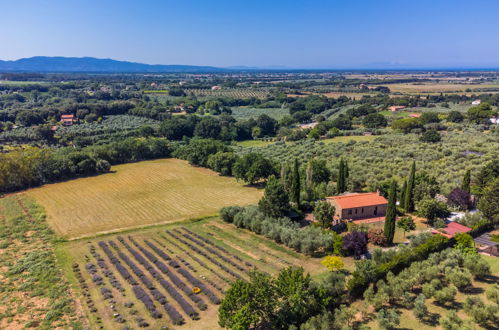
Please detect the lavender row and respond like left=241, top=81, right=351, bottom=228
left=98, top=241, right=138, bottom=286
left=166, top=230, right=244, bottom=281
left=128, top=236, right=208, bottom=309
left=144, top=239, right=220, bottom=304
left=159, top=233, right=231, bottom=284
left=177, top=256, right=197, bottom=273
left=173, top=229, right=247, bottom=272
left=89, top=245, right=126, bottom=294
left=115, top=236, right=200, bottom=319
left=98, top=241, right=166, bottom=322
left=108, top=240, right=185, bottom=322
left=182, top=227, right=254, bottom=268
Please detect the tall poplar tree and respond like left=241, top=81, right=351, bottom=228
left=404, top=161, right=416, bottom=212
left=461, top=169, right=471, bottom=194
left=384, top=180, right=397, bottom=245
left=291, top=159, right=301, bottom=207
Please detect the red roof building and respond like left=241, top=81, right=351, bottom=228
left=389, top=105, right=406, bottom=112
left=432, top=222, right=472, bottom=238
left=60, top=114, right=75, bottom=126
left=326, top=192, right=388, bottom=224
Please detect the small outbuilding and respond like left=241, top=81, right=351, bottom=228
left=431, top=222, right=471, bottom=238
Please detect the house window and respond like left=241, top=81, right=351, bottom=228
left=362, top=208, right=364, bottom=213
left=355, top=209, right=358, bottom=214
left=374, top=206, right=378, bottom=216
left=348, top=209, right=352, bottom=215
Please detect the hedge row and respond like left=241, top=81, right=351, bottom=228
left=220, top=205, right=334, bottom=256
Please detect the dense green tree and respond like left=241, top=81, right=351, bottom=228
left=447, top=110, right=464, bottom=123
left=473, top=160, right=499, bottom=196
left=404, top=161, right=416, bottom=212
left=207, top=151, right=239, bottom=176
left=336, top=159, right=348, bottom=194
left=219, top=267, right=324, bottom=330
left=259, top=175, right=290, bottom=217
left=314, top=201, right=335, bottom=229
left=397, top=216, right=416, bottom=238
left=377, top=308, right=400, bottom=330
left=307, top=158, right=330, bottom=184
left=477, top=178, right=499, bottom=222
left=291, top=159, right=301, bottom=206
left=218, top=272, right=276, bottom=329
left=420, top=129, right=441, bottom=143
left=467, top=102, right=496, bottom=124
left=440, top=311, right=468, bottom=330
left=391, top=117, right=422, bottom=133
left=413, top=172, right=441, bottom=203
left=159, top=115, right=198, bottom=140
left=399, top=180, right=407, bottom=208
left=233, top=153, right=276, bottom=184
left=413, top=294, right=427, bottom=320
left=172, top=138, right=228, bottom=167
left=330, top=115, right=352, bottom=130
left=420, top=111, right=440, bottom=124
left=280, top=162, right=291, bottom=193
left=384, top=180, right=397, bottom=245
left=434, top=285, right=457, bottom=306
left=363, top=113, right=388, bottom=128
left=461, top=169, right=471, bottom=193
left=256, top=114, right=278, bottom=136
left=417, top=198, right=450, bottom=224
left=194, top=116, right=222, bottom=139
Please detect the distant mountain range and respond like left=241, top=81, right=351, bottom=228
left=0, top=56, right=227, bottom=73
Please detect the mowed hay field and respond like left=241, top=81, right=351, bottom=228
left=28, top=159, right=262, bottom=239
left=374, top=83, right=499, bottom=94
left=58, top=217, right=325, bottom=329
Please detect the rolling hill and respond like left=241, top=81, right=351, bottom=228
left=0, top=56, right=226, bottom=73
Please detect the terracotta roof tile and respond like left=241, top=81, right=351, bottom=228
left=327, top=192, right=388, bottom=209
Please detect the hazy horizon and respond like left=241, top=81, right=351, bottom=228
left=2, top=0, right=499, bottom=69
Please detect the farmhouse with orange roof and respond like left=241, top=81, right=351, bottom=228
left=326, top=192, right=388, bottom=224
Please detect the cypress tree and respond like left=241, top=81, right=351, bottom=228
left=404, top=161, right=416, bottom=212
left=400, top=180, right=407, bottom=210
left=305, top=160, right=314, bottom=201
left=291, top=159, right=300, bottom=206
left=461, top=169, right=471, bottom=194
left=280, top=162, right=290, bottom=193
left=337, top=159, right=345, bottom=194
left=343, top=159, right=349, bottom=191
left=384, top=180, right=397, bottom=245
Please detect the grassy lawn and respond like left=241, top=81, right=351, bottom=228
left=230, top=106, right=289, bottom=121
left=28, top=158, right=262, bottom=239
left=321, top=135, right=376, bottom=144
left=235, top=139, right=276, bottom=147
left=374, top=83, right=499, bottom=94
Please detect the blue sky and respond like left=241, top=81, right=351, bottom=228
left=2, top=0, right=499, bottom=68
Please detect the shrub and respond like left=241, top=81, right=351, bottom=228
left=220, top=206, right=243, bottom=223
left=368, top=228, right=386, bottom=246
